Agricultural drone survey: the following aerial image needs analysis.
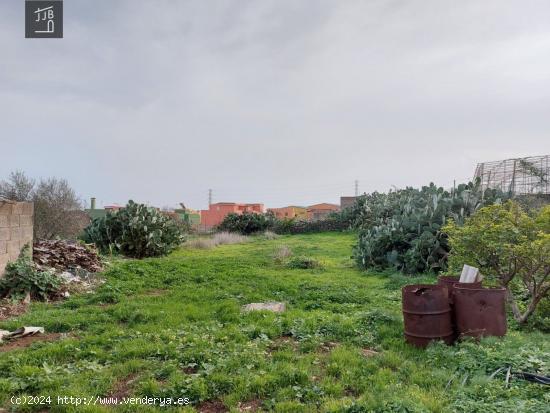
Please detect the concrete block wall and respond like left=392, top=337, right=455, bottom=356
left=0, top=200, right=34, bottom=276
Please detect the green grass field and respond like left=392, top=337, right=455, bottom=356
left=0, top=233, right=548, bottom=412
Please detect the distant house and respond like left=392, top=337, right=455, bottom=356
left=104, top=205, right=123, bottom=212
left=85, top=197, right=120, bottom=220
left=306, top=203, right=340, bottom=221
left=267, top=206, right=307, bottom=220
left=174, top=208, right=201, bottom=228
left=340, top=196, right=357, bottom=210
left=200, top=202, right=264, bottom=229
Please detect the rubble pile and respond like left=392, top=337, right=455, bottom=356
left=33, top=240, right=103, bottom=273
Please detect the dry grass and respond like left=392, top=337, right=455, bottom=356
left=272, top=244, right=293, bottom=264
left=213, top=232, right=248, bottom=245
left=186, top=238, right=216, bottom=249
left=186, top=232, right=249, bottom=249
left=262, top=231, right=280, bottom=240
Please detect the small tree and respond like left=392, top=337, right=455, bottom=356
left=0, top=171, right=86, bottom=240
left=444, top=201, right=550, bottom=324
left=33, top=178, right=88, bottom=239
left=0, top=170, right=35, bottom=201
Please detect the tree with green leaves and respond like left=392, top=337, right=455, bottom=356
left=444, top=201, right=550, bottom=324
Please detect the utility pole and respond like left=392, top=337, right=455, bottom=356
left=354, top=180, right=359, bottom=197
left=208, top=189, right=212, bottom=206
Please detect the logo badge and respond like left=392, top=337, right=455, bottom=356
left=25, top=0, right=63, bottom=38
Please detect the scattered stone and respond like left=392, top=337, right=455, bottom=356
left=242, top=302, right=286, bottom=313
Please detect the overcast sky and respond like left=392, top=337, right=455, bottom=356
left=1, top=1, right=549, bottom=209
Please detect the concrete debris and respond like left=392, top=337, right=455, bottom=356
left=242, top=302, right=286, bottom=313
left=59, top=271, right=80, bottom=283
left=0, top=326, right=44, bottom=343
left=459, top=264, right=483, bottom=283
left=33, top=240, right=102, bottom=273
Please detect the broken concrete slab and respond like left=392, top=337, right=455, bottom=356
left=0, top=326, right=44, bottom=342
left=242, top=302, right=286, bottom=313
left=459, top=264, right=482, bottom=283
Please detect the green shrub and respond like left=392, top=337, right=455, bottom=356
left=217, top=210, right=351, bottom=235
left=217, top=212, right=273, bottom=235
left=0, top=245, right=62, bottom=301
left=353, top=180, right=507, bottom=274
left=444, top=201, right=550, bottom=324
left=82, top=200, right=185, bottom=258
left=273, top=215, right=348, bottom=234
left=287, top=256, right=323, bottom=269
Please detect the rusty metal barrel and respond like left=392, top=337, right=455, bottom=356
left=454, top=286, right=507, bottom=339
left=437, top=276, right=482, bottom=304
left=402, top=284, right=454, bottom=347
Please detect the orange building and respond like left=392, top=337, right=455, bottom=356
left=306, top=203, right=340, bottom=221
left=200, top=202, right=264, bottom=229
left=267, top=206, right=307, bottom=220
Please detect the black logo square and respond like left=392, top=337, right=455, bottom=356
left=25, top=0, right=63, bottom=38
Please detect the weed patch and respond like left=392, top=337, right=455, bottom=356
left=287, top=256, right=323, bottom=270
left=0, top=232, right=546, bottom=411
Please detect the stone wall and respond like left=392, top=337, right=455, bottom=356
left=0, top=200, right=34, bottom=276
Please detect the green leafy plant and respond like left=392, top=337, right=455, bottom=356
left=82, top=200, right=185, bottom=258
left=217, top=212, right=273, bottom=235
left=353, top=180, right=507, bottom=274
left=444, top=201, right=550, bottom=324
left=273, top=214, right=349, bottom=234
left=0, top=245, right=62, bottom=301
left=218, top=211, right=349, bottom=235
left=287, top=256, right=323, bottom=269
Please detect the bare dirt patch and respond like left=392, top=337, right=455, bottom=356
left=107, top=373, right=139, bottom=399
left=0, top=333, right=63, bottom=352
left=318, top=341, right=340, bottom=353
left=142, top=289, right=167, bottom=297
left=0, top=301, right=28, bottom=321
left=344, top=387, right=360, bottom=397
left=268, top=335, right=298, bottom=354
left=361, top=348, right=379, bottom=357
left=182, top=364, right=198, bottom=374
left=237, top=399, right=262, bottom=412
left=197, top=400, right=228, bottom=413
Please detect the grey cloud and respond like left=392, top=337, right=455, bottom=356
left=1, top=0, right=549, bottom=208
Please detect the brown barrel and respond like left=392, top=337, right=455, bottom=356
left=437, top=276, right=482, bottom=304
left=402, top=284, right=454, bottom=347
left=454, top=286, right=507, bottom=339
